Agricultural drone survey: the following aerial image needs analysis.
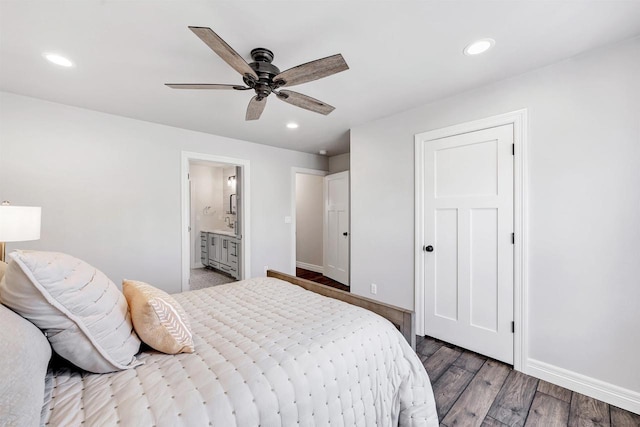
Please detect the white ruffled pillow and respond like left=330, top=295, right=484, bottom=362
left=0, top=251, right=141, bottom=373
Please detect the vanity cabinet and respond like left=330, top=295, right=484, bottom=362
left=207, top=233, right=220, bottom=268
left=200, top=231, right=240, bottom=280
left=218, top=237, right=239, bottom=277
left=200, top=233, right=208, bottom=266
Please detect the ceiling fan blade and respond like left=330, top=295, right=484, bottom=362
left=276, top=90, right=335, bottom=115
left=246, top=96, right=267, bottom=121
left=165, top=84, right=248, bottom=90
left=188, top=26, right=258, bottom=81
left=274, top=54, right=348, bottom=87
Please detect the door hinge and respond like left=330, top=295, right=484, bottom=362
left=512, top=144, right=515, bottom=155
left=511, top=233, right=515, bottom=244
left=511, top=321, right=515, bottom=333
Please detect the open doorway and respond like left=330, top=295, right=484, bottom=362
left=181, top=152, right=250, bottom=292
left=292, top=168, right=348, bottom=291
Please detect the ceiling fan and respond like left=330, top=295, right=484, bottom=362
left=166, top=26, right=349, bottom=121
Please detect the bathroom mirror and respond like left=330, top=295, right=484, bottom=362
left=228, top=194, right=237, bottom=215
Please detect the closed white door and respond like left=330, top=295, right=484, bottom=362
left=423, top=124, right=514, bottom=363
left=324, top=171, right=349, bottom=285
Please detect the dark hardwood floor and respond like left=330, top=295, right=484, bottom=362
left=417, top=335, right=640, bottom=427
left=291, top=272, right=638, bottom=425
left=295, top=267, right=349, bottom=292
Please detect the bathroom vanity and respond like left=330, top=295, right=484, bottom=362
left=200, top=230, right=240, bottom=280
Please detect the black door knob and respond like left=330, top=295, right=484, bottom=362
left=343, top=232, right=349, bottom=236
left=424, top=245, right=434, bottom=252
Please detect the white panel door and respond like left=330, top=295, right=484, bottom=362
left=423, top=124, right=514, bottom=363
left=324, top=171, right=349, bottom=285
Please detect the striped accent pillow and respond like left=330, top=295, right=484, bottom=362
left=123, top=280, right=194, bottom=354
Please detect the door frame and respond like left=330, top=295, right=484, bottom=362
left=290, top=167, right=328, bottom=274
left=181, top=151, right=251, bottom=291
left=414, top=109, right=528, bottom=371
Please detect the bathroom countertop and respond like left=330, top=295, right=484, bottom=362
left=202, top=229, right=238, bottom=237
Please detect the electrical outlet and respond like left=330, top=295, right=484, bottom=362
left=370, top=283, right=377, bottom=295
left=264, top=265, right=269, bottom=275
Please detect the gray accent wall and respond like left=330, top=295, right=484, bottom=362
left=328, top=153, right=350, bottom=173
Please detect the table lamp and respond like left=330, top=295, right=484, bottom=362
left=0, top=201, right=42, bottom=262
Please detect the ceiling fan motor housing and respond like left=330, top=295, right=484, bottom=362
left=245, top=48, right=281, bottom=99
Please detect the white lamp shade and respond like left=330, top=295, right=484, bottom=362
left=0, top=206, right=42, bottom=242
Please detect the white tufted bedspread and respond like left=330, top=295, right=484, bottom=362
left=42, top=277, right=438, bottom=426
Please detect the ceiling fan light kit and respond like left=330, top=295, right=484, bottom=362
left=166, top=26, right=349, bottom=121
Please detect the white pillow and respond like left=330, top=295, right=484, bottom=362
left=0, top=250, right=141, bottom=373
left=0, top=303, right=52, bottom=427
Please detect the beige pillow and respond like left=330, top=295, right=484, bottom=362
left=0, top=251, right=141, bottom=373
left=0, top=260, right=6, bottom=282
left=123, top=280, right=194, bottom=354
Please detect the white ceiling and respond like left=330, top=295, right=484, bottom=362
left=1, top=1, right=639, bottom=155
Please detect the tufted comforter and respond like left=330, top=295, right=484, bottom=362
left=42, top=277, right=438, bottom=426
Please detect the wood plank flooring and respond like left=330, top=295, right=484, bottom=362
left=295, top=267, right=349, bottom=292
left=416, top=335, right=640, bottom=427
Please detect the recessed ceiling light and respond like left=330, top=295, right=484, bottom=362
left=319, top=150, right=327, bottom=155
left=286, top=122, right=299, bottom=129
left=43, top=53, right=74, bottom=67
left=463, top=38, right=495, bottom=56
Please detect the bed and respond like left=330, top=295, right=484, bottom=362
left=1, top=258, right=438, bottom=427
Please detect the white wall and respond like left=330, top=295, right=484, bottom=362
left=0, top=92, right=327, bottom=293
left=329, top=153, right=350, bottom=173
left=189, top=164, right=224, bottom=267
left=351, top=38, right=640, bottom=401
left=295, top=173, right=323, bottom=269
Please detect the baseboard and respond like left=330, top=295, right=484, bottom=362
left=526, top=358, right=640, bottom=414
left=296, top=261, right=323, bottom=274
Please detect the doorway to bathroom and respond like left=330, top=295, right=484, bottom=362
left=181, top=152, right=250, bottom=292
